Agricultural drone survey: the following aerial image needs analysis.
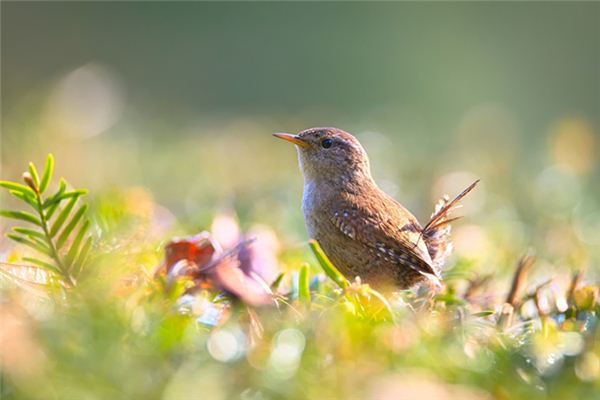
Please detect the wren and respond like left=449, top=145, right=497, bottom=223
left=274, top=127, right=478, bottom=289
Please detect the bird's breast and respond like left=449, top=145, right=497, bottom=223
left=301, top=179, right=355, bottom=244
left=302, top=180, right=340, bottom=239
left=301, top=181, right=319, bottom=237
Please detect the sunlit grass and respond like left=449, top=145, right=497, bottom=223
left=0, top=154, right=598, bottom=400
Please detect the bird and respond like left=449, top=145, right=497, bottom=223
left=273, top=127, right=478, bottom=290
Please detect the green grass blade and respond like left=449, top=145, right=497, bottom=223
left=0, top=210, right=42, bottom=226
left=56, top=204, right=88, bottom=249
left=65, top=219, right=90, bottom=267
left=28, top=162, right=40, bottom=188
left=49, top=196, right=78, bottom=238
left=39, top=154, right=54, bottom=193
left=22, top=256, right=60, bottom=274
left=472, top=310, right=495, bottom=318
left=309, top=239, right=349, bottom=289
left=366, top=287, right=394, bottom=320
left=298, top=264, right=311, bottom=304
left=12, top=227, right=46, bottom=241
left=270, top=272, right=285, bottom=291
left=6, top=233, right=52, bottom=257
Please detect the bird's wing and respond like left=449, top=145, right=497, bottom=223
left=329, top=194, right=441, bottom=281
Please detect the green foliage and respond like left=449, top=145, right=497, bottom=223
left=308, top=240, right=396, bottom=321
left=297, top=263, right=311, bottom=304
left=309, top=239, right=349, bottom=289
left=0, top=157, right=598, bottom=400
left=0, top=154, right=92, bottom=286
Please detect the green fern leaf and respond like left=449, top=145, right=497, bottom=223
left=43, top=190, right=87, bottom=209
left=9, top=190, right=39, bottom=211
left=0, top=181, right=36, bottom=196
left=44, top=179, right=67, bottom=219
left=73, top=236, right=93, bottom=274
left=49, top=196, right=78, bottom=237
left=45, top=203, right=60, bottom=221
left=27, top=236, right=54, bottom=256
left=21, top=257, right=60, bottom=274
left=39, top=154, right=54, bottom=193
left=28, top=162, right=40, bottom=187
left=6, top=233, right=52, bottom=257
left=0, top=210, right=42, bottom=226
left=65, top=219, right=90, bottom=267
left=12, top=227, right=46, bottom=241
left=57, top=204, right=88, bottom=249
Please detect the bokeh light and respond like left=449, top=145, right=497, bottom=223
left=44, top=64, right=124, bottom=139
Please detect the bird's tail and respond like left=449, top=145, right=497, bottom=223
left=422, top=180, right=480, bottom=270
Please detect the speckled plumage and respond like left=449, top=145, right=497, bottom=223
left=274, top=127, right=478, bottom=289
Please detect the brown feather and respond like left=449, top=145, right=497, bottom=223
left=423, top=180, right=480, bottom=235
left=422, top=180, right=480, bottom=269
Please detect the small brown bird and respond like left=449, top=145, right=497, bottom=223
left=274, top=127, right=478, bottom=289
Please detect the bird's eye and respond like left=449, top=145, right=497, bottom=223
left=321, top=138, right=333, bottom=149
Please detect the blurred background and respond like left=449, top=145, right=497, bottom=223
left=2, top=2, right=599, bottom=278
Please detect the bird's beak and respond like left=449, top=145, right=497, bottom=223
left=272, top=133, right=310, bottom=149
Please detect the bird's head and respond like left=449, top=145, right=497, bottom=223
left=273, top=127, right=372, bottom=183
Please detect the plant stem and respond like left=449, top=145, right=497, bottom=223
left=32, top=187, right=75, bottom=287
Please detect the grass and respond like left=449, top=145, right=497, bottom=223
left=0, top=155, right=598, bottom=400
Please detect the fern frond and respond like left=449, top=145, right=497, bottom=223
left=0, top=154, right=93, bottom=288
